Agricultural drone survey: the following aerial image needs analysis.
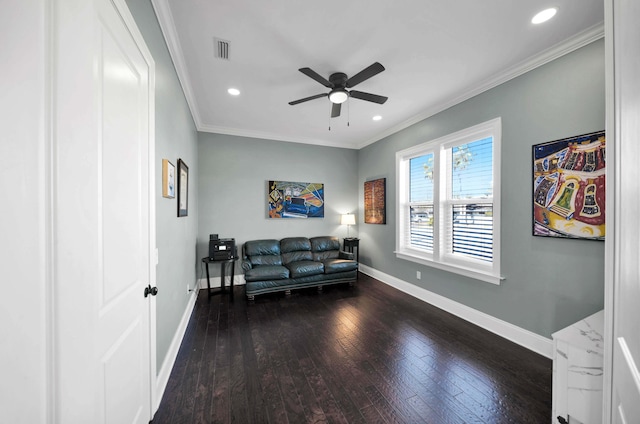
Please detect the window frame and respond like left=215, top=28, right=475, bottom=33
left=395, top=118, right=503, bottom=285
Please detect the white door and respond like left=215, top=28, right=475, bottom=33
left=608, top=0, right=640, bottom=422
left=54, top=0, right=155, bottom=422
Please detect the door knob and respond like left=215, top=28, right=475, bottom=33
left=144, top=285, right=158, bottom=297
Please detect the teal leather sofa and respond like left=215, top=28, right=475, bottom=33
left=241, top=236, right=358, bottom=300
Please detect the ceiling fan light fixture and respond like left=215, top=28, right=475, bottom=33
left=329, top=89, right=349, bottom=104
left=289, top=63, right=387, bottom=118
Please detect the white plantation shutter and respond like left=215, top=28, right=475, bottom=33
left=450, top=203, right=493, bottom=261
left=446, top=137, right=493, bottom=262
left=408, top=154, right=435, bottom=252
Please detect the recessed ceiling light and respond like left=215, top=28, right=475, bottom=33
left=531, top=8, right=557, bottom=24
left=227, top=88, right=240, bottom=96
left=372, top=115, right=382, bottom=121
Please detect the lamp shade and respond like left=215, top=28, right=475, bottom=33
left=341, top=213, right=356, bottom=226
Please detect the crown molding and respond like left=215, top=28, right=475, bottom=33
left=356, top=22, right=605, bottom=150
left=151, top=1, right=603, bottom=151
left=197, top=123, right=358, bottom=150
left=151, top=0, right=202, bottom=126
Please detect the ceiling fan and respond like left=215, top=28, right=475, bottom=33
left=288, top=62, right=388, bottom=118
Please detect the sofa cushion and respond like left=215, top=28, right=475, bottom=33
left=244, top=265, right=289, bottom=282
left=287, top=260, right=324, bottom=278
left=281, top=237, right=313, bottom=264
left=310, top=236, right=341, bottom=261
left=244, top=239, right=282, bottom=266
left=323, top=258, right=358, bottom=274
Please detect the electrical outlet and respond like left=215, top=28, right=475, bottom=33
left=416, top=271, right=421, bottom=280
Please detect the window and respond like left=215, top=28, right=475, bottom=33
left=396, top=118, right=502, bottom=284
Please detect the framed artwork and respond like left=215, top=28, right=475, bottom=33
left=268, top=180, right=324, bottom=218
left=364, top=178, right=386, bottom=224
left=177, top=158, right=189, bottom=217
left=162, top=159, right=175, bottom=198
left=532, top=130, right=605, bottom=240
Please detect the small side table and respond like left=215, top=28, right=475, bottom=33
left=202, top=256, right=237, bottom=300
left=343, top=238, right=360, bottom=263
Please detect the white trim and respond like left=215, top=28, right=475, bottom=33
left=358, top=264, right=553, bottom=358
left=148, top=0, right=602, bottom=150
left=357, top=23, right=605, bottom=149
left=155, top=273, right=246, bottom=407
left=45, top=0, right=55, bottom=421
left=603, top=0, right=615, bottom=421
left=196, top=123, right=355, bottom=150
left=196, top=274, right=246, bottom=290
left=396, top=118, right=501, bottom=282
left=150, top=0, right=201, bottom=126
left=147, top=67, right=158, bottom=419
left=154, top=289, right=197, bottom=411
left=395, top=251, right=503, bottom=285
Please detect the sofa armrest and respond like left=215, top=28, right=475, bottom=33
left=339, top=250, right=354, bottom=260
left=241, top=261, right=253, bottom=272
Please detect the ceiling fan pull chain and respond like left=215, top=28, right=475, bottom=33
left=347, top=99, right=350, bottom=127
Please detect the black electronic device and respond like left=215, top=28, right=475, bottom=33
left=209, top=237, right=235, bottom=260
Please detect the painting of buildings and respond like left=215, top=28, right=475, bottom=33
left=532, top=131, right=605, bottom=240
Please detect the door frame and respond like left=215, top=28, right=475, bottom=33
left=603, top=0, right=614, bottom=420
left=604, top=0, right=622, bottom=421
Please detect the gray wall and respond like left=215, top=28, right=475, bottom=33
left=197, top=133, right=358, bottom=272
left=126, top=0, right=199, bottom=371
left=358, top=39, right=605, bottom=338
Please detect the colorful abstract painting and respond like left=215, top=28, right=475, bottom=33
left=364, top=178, right=386, bottom=224
left=268, top=180, right=324, bottom=218
left=532, top=131, right=605, bottom=240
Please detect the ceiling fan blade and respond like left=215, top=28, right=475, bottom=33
left=349, top=90, right=388, bottom=104
left=289, top=93, right=328, bottom=105
left=331, top=102, right=341, bottom=118
left=299, top=68, right=333, bottom=88
left=346, top=62, right=385, bottom=88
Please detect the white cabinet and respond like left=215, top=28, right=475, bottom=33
left=552, top=310, right=604, bottom=424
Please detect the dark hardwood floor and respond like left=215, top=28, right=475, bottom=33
left=152, top=273, right=551, bottom=424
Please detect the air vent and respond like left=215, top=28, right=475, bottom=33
left=214, top=38, right=230, bottom=60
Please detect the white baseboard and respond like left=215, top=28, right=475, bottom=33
left=154, top=273, right=247, bottom=411
left=152, top=266, right=551, bottom=416
left=154, top=288, right=198, bottom=412
left=196, top=274, right=246, bottom=290
left=358, top=264, right=553, bottom=359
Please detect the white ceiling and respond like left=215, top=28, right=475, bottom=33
left=151, top=0, right=604, bottom=150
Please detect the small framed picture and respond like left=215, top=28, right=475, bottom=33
left=177, top=158, right=189, bottom=217
left=162, top=159, right=175, bottom=198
